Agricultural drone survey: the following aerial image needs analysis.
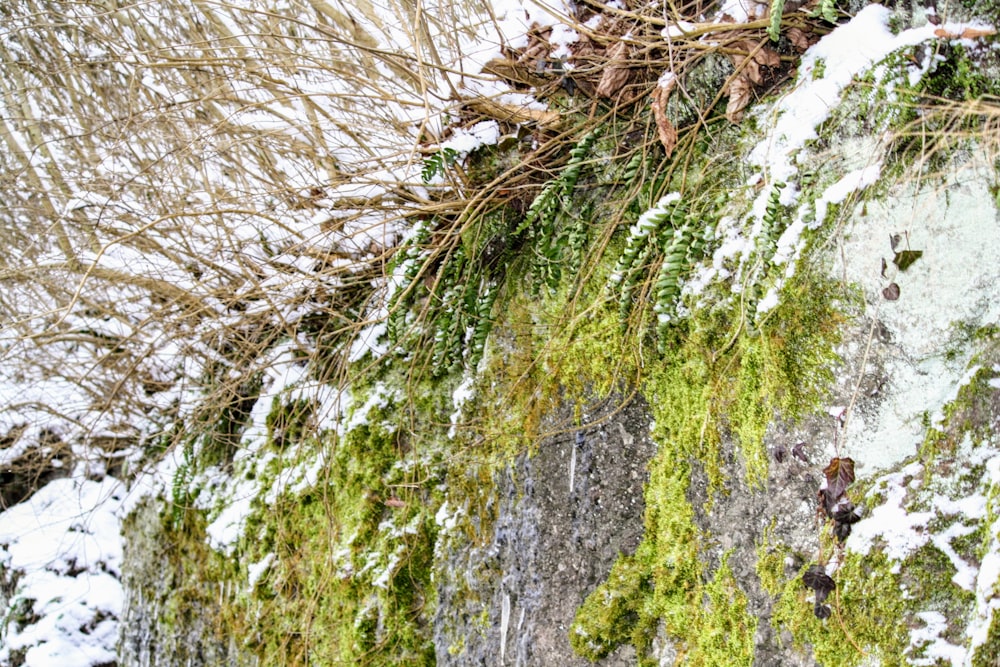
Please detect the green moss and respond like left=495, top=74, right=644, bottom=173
left=921, top=361, right=1000, bottom=461
left=972, top=611, right=1000, bottom=667
left=687, top=555, right=757, bottom=666
left=569, top=547, right=655, bottom=660
left=231, top=413, right=440, bottom=666
left=769, top=551, right=908, bottom=667
left=265, top=396, right=315, bottom=450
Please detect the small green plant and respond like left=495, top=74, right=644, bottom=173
left=421, top=147, right=459, bottom=183
left=758, top=181, right=786, bottom=265
left=516, top=129, right=601, bottom=291
left=609, top=193, right=716, bottom=338
left=810, top=0, right=838, bottom=23
left=170, top=441, right=194, bottom=528
left=768, top=0, right=787, bottom=41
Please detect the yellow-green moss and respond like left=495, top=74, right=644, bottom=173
left=768, top=550, right=908, bottom=667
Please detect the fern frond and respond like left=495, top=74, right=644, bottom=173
left=768, top=0, right=786, bottom=41
left=610, top=193, right=681, bottom=286
left=421, top=147, right=459, bottom=183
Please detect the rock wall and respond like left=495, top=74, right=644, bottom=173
left=111, top=4, right=1000, bottom=667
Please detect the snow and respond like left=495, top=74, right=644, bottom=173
left=846, top=440, right=1000, bottom=664
left=440, top=120, right=502, bottom=156
left=0, top=477, right=126, bottom=667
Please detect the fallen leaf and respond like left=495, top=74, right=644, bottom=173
left=754, top=44, right=781, bottom=68
left=651, top=79, right=678, bottom=156
left=883, top=282, right=900, bottom=301
left=596, top=40, right=632, bottom=98
left=726, top=74, right=752, bottom=123
left=934, top=25, right=997, bottom=39
left=787, top=26, right=818, bottom=52
left=731, top=40, right=781, bottom=85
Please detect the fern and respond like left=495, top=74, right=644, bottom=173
left=758, top=181, right=786, bottom=265
left=421, top=147, right=459, bottom=183
left=467, top=281, right=498, bottom=370
left=610, top=193, right=682, bottom=286
left=170, top=441, right=194, bottom=528
left=653, top=223, right=693, bottom=323
left=387, top=221, right=433, bottom=345
left=812, top=0, right=838, bottom=23
left=768, top=0, right=786, bottom=41
left=621, top=151, right=645, bottom=186
left=515, top=129, right=600, bottom=237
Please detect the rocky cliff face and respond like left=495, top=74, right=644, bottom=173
left=107, top=4, right=1000, bottom=667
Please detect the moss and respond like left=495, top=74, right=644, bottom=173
left=921, top=361, right=1000, bottom=462
left=686, top=555, right=757, bottom=666
left=569, top=548, right=655, bottom=660
left=768, top=550, right=908, bottom=667
left=231, top=413, right=440, bottom=666
left=972, top=611, right=1000, bottom=667
left=265, top=396, right=315, bottom=450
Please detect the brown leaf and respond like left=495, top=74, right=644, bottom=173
left=726, top=74, right=752, bottom=123
left=596, top=40, right=632, bottom=98
left=935, top=25, right=997, bottom=39
left=651, top=75, right=678, bottom=156
left=787, top=26, right=818, bottom=52
left=754, top=45, right=781, bottom=69
left=882, top=282, right=900, bottom=301
left=730, top=40, right=780, bottom=85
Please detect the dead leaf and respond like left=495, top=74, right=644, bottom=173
left=792, top=441, right=809, bottom=463
left=731, top=40, right=781, bottom=85
left=934, top=25, right=997, bottom=39
left=754, top=44, right=781, bottom=68
left=651, top=76, right=678, bottom=156
left=596, top=40, right=632, bottom=98
left=726, top=74, right=752, bottom=123
left=882, top=282, right=900, bottom=301
left=787, top=26, right=818, bottom=52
